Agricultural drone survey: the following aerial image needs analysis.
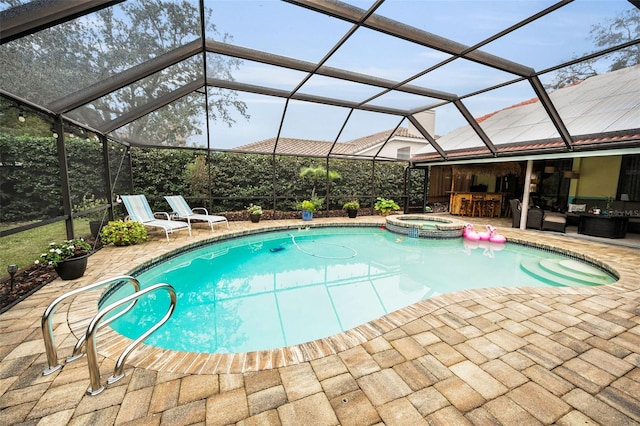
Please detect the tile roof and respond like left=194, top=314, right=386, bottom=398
left=412, top=64, right=640, bottom=162
left=411, top=132, right=640, bottom=162
left=233, top=127, right=426, bottom=157
left=233, top=66, right=640, bottom=161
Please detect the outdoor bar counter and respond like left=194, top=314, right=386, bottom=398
left=449, top=192, right=504, bottom=218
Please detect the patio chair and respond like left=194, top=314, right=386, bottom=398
left=120, top=195, right=191, bottom=241
left=509, top=199, right=543, bottom=230
left=164, top=195, right=229, bottom=232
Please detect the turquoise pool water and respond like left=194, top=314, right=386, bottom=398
left=103, top=227, right=616, bottom=354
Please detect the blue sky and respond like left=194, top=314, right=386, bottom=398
left=196, top=0, right=636, bottom=150
left=6, top=0, right=631, bottom=150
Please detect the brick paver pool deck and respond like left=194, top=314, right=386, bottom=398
left=1, top=215, right=639, bottom=425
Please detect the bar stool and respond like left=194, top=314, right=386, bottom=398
left=471, top=194, right=485, bottom=217
left=484, top=196, right=499, bottom=218
left=459, top=197, right=471, bottom=216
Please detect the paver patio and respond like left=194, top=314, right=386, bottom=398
left=1, top=215, right=638, bottom=425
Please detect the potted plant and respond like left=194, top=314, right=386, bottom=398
left=99, top=220, right=148, bottom=246
left=374, top=197, right=400, bottom=216
left=300, top=200, right=316, bottom=221
left=343, top=200, right=360, bottom=218
left=35, top=238, right=92, bottom=280
left=298, top=165, right=338, bottom=221
left=297, top=197, right=322, bottom=221
left=246, top=204, right=263, bottom=223
left=75, top=194, right=109, bottom=238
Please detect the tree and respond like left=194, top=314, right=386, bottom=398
left=0, top=97, right=53, bottom=137
left=590, top=8, right=640, bottom=71
left=546, top=8, right=639, bottom=90
left=0, top=0, right=249, bottom=146
left=185, top=155, right=209, bottom=199
left=299, top=165, right=341, bottom=199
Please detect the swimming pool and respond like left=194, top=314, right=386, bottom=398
left=103, top=226, right=616, bottom=354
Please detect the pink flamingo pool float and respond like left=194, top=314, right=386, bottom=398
left=487, top=225, right=506, bottom=244
left=478, top=224, right=491, bottom=241
left=463, top=223, right=480, bottom=241
left=464, top=224, right=506, bottom=244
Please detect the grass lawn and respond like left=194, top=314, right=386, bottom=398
left=0, top=220, right=92, bottom=280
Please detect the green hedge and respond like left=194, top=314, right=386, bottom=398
left=1, top=135, right=407, bottom=224
left=130, top=148, right=407, bottom=213
left=0, top=135, right=127, bottom=222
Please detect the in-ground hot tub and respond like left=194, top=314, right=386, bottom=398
left=385, top=214, right=466, bottom=238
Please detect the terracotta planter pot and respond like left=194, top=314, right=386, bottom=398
left=54, top=254, right=89, bottom=280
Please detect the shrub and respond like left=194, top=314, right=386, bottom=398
left=74, top=194, right=109, bottom=221
left=100, top=220, right=148, bottom=246
left=374, top=197, right=400, bottom=216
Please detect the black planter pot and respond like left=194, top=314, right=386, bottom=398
left=249, top=213, right=261, bottom=223
left=90, top=220, right=106, bottom=238
left=346, top=209, right=358, bottom=218
left=54, top=254, right=89, bottom=280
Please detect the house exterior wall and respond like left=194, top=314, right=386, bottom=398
left=575, top=156, right=622, bottom=199
left=359, top=139, right=431, bottom=159
left=475, top=175, right=496, bottom=192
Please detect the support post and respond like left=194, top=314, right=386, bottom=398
left=100, top=135, right=114, bottom=221
left=54, top=116, right=74, bottom=239
left=520, top=160, right=534, bottom=230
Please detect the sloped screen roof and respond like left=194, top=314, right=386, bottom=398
left=1, top=0, right=639, bottom=162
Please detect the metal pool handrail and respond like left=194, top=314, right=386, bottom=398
left=41, top=275, right=141, bottom=375
left=85, top=283, right=176, bottom=396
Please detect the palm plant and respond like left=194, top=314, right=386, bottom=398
left=299, top=165, right=341, bottom=199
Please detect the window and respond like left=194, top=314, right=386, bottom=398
left=617, top=155, right=640, bottom=201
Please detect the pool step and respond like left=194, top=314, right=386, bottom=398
left=520, top=259, right=610, bottom=287
left=555, top=259, right=611, bottom=279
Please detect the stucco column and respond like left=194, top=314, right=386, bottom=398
left=520, top=159, right=533, bottom=230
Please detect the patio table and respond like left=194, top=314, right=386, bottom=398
left=577, top=213, right=631, bottom=238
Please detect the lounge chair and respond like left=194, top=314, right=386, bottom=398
left=120, top=195, right=191, bottom=241
left=164, top=195, right=229, bottom=232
